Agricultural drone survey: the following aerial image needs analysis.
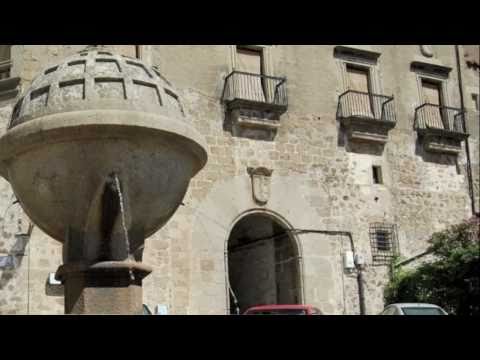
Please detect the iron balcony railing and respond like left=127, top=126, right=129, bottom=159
left=0, top=60, right=11, bottom=80
left=414, top=103, right=466, bottom=134
left=337, top=90, right=396, bottom=123
left=222, top=70, right=288, bottom=109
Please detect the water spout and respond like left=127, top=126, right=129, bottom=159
left=113, top=173, right=135, bottom=281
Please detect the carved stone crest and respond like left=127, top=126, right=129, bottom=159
left=420, top=45, right=434, bottom=58
left=247, top=167, right=273, bottom=205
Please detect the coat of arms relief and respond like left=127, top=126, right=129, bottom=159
left=247, top=167, right=273, bottom=205
left=420, top=45, right=434, bottom=58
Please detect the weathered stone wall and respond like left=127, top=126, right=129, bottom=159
left=460, top=46, right=479, bottom=214
left=0, top=101, right=65, bottom=314
left=0, top=45, right=475, bottom=315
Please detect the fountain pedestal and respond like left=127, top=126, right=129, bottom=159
left=57, top=261, right=152, bottom=315
left=0, top=47, right=208, bottom=315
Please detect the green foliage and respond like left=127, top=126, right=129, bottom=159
left=384, top=217, right=480, bottom=315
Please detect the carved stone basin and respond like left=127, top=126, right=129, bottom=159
left=0, top=111, right=206, bottom=253
left=0, top=47, right=207, bottom=313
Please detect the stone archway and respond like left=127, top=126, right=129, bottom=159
left=226, top=211, right=303, bottom=314
left=188, top=173, right=327, bottom=315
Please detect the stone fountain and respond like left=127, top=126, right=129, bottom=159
left=0, top=46, right=207, bottom=314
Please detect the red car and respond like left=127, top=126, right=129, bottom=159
left=243, top=304, right=323, bottom=315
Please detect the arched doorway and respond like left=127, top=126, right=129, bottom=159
left=227, top=212, right=303, bottom=314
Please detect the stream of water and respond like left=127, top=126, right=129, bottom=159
left=113, top=173, right=135, bottom=280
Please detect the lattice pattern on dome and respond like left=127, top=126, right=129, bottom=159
left=9, top=48, right=186, bottom=129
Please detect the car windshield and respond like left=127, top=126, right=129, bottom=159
left=142, top=305, right=152, bottom=315
left=401, top=307, right=445, bottom=315
left=250, top=309, right=307, bottom=315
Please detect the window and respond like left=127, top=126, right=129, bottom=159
left=346, top=64, right=371, bottom=93
left=232, top=45, right=273, bottom=76
left=0, top=45, right=11, bottom=80
left=236, top=46, right=264, bottom=75
left=372, top=165, right=383, bottom=184
left=421, top=79, right=445, bottom=129
left=472, top=93, right=479, bottom=111
left=401, top=307, right=446, bottom=315
left=369, top=223, right=398, bottom=265
left=142, top=304, right=152, bottom=315
left=422, top=79, right=443, bottom=106
left=334, top=46, right=381, bottom=95
left=376, top=231, right=391, bottom=251
left=234, top=46, right=266, bottom=103
left=345, top=64, right=374, bottom=118
left=0, top=45, right=21, bottom=102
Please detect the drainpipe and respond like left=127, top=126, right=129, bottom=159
left=455, top=45, right=477, bottom=216
left=289, top=229, right=367, bottom=315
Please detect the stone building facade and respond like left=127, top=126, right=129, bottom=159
left=0, top=45, right=478, bottom=315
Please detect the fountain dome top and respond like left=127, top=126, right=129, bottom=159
left=9, top=46, right=187, bottom=129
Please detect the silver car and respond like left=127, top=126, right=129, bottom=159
left=379, top=303, right=448, bottom=315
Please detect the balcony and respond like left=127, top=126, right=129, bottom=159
left=337, top=90, right=396, bottom=144
left=0, top=60, right=20, bottom=102
left=414, top=104, right=469, bottom=155
left=223, top=71, right=288, bottom=113
left=222, top=71, right=287, bottom=138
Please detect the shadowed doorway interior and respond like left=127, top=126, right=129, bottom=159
left=227, top=213, right=302, bottom=314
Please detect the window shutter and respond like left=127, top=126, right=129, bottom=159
left=235, top=47, right=266, bottom=102
left=422, top=80, right=444, bottom=129
left=422, top=81, right=442, bottom=106
left=347, top=66, right=370, bottom=93
left=236, top=47, right=263, bottom=74
left=346, top=65, right=373, bottom=117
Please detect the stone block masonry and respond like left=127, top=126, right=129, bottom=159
left=0, top=45, right=477, bottom=315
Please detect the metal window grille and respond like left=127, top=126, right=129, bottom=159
left=369, top=223, right=398, bottom=265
